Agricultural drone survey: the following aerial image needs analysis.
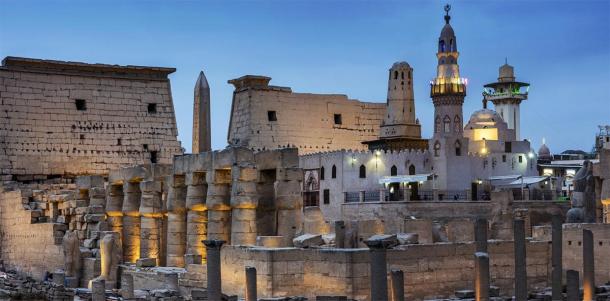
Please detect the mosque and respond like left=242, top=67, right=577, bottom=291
left=292, top=5, right=543, bottom=214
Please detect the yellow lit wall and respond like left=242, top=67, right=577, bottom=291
left=473, top=128, right=498, bottom=141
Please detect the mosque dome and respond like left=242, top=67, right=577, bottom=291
left=463, top=109, right=509, bottom=141
left=466, top=109, right=505, bottom=128
left=538, top=143, right=552, bottom=160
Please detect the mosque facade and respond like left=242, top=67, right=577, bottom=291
left=271, top=6, right=540, bottom=214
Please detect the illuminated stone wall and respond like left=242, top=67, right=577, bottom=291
left=0, top=57, right=183, bottom=178
left=0, top=188, right=64, bottom=279
left=218, top=240, right=551, bottom=300
left=227, top=76, right=385, bottom=154
left=562, top=223, right=610, bottom=286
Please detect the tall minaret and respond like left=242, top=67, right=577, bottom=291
left=193, top=71, right=211, bottom=153
left=430, top=4, right=466, bottom=139
left=429, top=4, right=471, bottom=192
left=483, top=62, right=529, bottom=140
left=379, top=62, right=421, bottom=139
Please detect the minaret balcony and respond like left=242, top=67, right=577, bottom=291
left=483, top=91, right=528, bottom=101
left=430, top=83, right=466, bottom=97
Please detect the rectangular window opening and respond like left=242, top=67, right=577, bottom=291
left=75, top=99, right=87, bottom=111
left=323, top=189, right=330, bottom=204
left=148, top=103, right=157, bottom=113
left=334, top=114, right=342, bottom=125
left=150, top=151, right=158, bottom=164
left=267, top=110, right=277, bottom=121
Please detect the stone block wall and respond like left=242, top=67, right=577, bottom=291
left=562, top=223, right=610, bottom=286
left=227, top=76, right=385, bottom=154
left=217, top=240, right=551, bottom=300
left=0, top=188, right=64, bottom=279
left=0, top=57, right=183, bottom=178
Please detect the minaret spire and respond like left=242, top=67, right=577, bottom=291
left=444, top=4, right=451, bottom=24
left=193, top=70, right=211, bottom=153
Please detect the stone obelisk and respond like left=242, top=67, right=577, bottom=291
left=193, top=71, right=211, bottom=153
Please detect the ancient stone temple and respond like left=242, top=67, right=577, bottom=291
left=0, top=4, right=609, bottom=301
left=0, top=57, right=183, bottom=180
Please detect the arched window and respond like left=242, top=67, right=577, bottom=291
left=454, top=115, right=461, bottom=133
left=359, top=165, right=366, bottom=178
left=449, top=39, right=454, bottom=51
left=439, top=40, right=445, bottom=52
left=394, top=71, right=398, bottom=79
left=455, top=140, right=462, bottom=156
left=434, top=141, right=441, bottom=157
left=443, top=115, right=451, bottom=133
left=320, top=166, right=325, bottom=180
left=331, top=165, right=337, bottom=179
left=401, top=72, right=404, bottom=79
left=408, top=164, right=416, bottom=175
left=391, top=165, right=398, bottom=176
left=435, top=116, right=441, bottom=133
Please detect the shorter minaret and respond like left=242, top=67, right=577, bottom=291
left=379, top=62, right=421, bottom=139
left=363, top=61, right=427, bottom=151
left=483, top=61, right=529, bottom=140
left=193, top=71, right=211, bottom=153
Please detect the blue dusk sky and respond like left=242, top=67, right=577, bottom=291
left=1, top=0, right=609, bottom=154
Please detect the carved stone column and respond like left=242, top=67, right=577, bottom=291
left=275, top=167, right=303, bottom=247
left=166, top=175, right=187, bottom=267
left=551, top=214, right=563, bottom=301
left=106, top=184, right=124, bottom=235
left=365, top=239, right=390, bottom=301
left=139, top=180, right=163, bottom=265
left=245, top=266, right=257, bottom=301
left=231, top=164, right=258, bottom=245
left=185, top=172, right=208, bottom=262
left=513, top=219, right=527, bottom=301
left=204, top=240, right=226, bottom=301
left=474, top=252, right=490, bottom=301
left=583, top=229, right=595, bottom=301
left=390, top=269, right=405, bottom=301
left=206, top=170, right=231, bottom=243
left=122, top=181, right=141, bottom=263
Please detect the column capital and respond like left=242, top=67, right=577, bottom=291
left=203, top=239, right=226, bottom=249
left=364, top=239, right=392, bottom=250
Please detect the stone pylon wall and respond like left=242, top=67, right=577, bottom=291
left=0, top=57, right=183, bottom=178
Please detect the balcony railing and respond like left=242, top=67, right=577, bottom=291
left=483, top=91, right=527, bottom=100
